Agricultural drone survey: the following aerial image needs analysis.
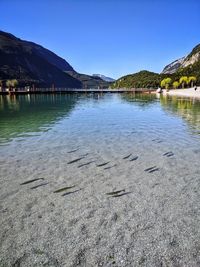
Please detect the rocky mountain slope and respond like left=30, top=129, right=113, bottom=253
left=161, top=44, right=200, bottom=74
left=162, top=57, right=185, bottom=74
left=0, top=31, right=109, bottom=88
left=92, top=74, right=115, bottom=82
left=0, top=31, right=82, bottom=88
left=66, top=71, right=109, bottom=88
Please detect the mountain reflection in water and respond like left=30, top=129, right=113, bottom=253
left=0, top=94, right=78, bottom=143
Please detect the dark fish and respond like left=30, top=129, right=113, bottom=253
left=152, top=138, right=163, bottom=143
left=163, top=152, right=169, bottom=156
left=78, top=161, right=95, bottom=168
left=67, top=149, right=79, bottom=153
left=104, top=164, right=117, bottom=170
left=104, top=166, right=112, bottom=170
left=149, top=168, right=159, bottom=173
left=163, top=151, right=174, bottom=157
left=62, top=189, right=81, bottom=197
left=67, top=157, right=84, bottom=164
left=97, top=162, right=110, bottom=167
left=123, top=154, right=132, bottom=159
left=54, top=185, right=76, bottom=193
left=106, top=189, right=125, bottom=196
left=20, top=178, right=44, bottom=185
left=30, top=183, right=48, bottom=190
left=152, top=183, right=160, bottom=188
left=130, top=156, right=138, bottom=161
left=144, top=166, right=157, bottom=172
left=112, top=192, right=131, bottom=198
left=163, top=151, right=173, bottom=156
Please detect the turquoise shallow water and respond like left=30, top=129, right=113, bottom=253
left=0, top=93, right=200, bottom=175
left=0, top=93, right=200, bottom=147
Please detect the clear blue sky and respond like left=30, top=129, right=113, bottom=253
left=0, top=0, right=199, bottom=79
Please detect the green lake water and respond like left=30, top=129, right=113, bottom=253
left=0, top=93, right=200, bottom=146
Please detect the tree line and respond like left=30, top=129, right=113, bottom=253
left=160, top=76, right=196, bottom=90
left=0, top=79, right=19, bottom=90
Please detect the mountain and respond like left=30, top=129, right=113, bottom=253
left=0, top=31, right=82, bottom=88
left=0, top=30, right=109, bottom=88
left=161, top=44, right=200, bottom=74
left=110, top=70, right=164, bottom=89
left=111, top=43, right=200, bottom=89
left=66, top=71, right=110, bottom=88
left=92, top=74, right=115, bottom=82
left=162, top=57, right=185, bottom=74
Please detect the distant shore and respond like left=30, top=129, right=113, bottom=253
left=1, top=88, right=200, bottom=98
left=0, top=88, right=155, bottom=95
left=164, top=87, right=200, bottom=99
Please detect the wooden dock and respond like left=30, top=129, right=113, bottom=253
left=0, top=88, right=156, bottom=95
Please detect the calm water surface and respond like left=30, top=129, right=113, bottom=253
left=0, top=93, right=200, bottom=174
left=0, top=93, right=200, bottom=147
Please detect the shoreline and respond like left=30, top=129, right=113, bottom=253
left=0, top=88, right=155, bottom=95
left=164, top=87, right=200, bottom=99
left=1, top=87, right=200, bottom=99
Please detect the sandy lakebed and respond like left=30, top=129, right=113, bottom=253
left=0, top=93, right=200, bottom=267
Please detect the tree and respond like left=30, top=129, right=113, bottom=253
left=188, top=76, right=197, bottom=87
left=11, top=79, right=18, bottom=88
left=179, top=76, right=188, bottom=89
left=160, top=78, right=172, bottom=90
left=6, top=79, right=18, bottom=89
left=173, top=81, right=179, bottom=89
left=0, top=80, right=2, bottom=92
left=6, top=80, right=12, bottom=88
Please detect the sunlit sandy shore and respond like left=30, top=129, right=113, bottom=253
left=165, top=87, right=200, bottom=99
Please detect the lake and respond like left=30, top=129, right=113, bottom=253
left=1, top=93, right=200, bottom=266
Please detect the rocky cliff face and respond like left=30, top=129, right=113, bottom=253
left=181, top=44, right=200, bottom=68
left=161, top=44, right=200, bottom=74
left=162, top=57, right=185, bottom=74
